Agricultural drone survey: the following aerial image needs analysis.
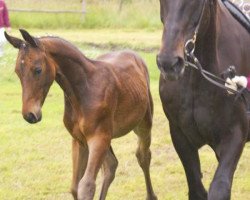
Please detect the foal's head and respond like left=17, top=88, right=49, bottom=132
left=157, top=0, right=208, bottom=80
left=5, top=29, right=56, bottom=124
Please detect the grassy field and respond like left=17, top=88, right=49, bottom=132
left=0, top=29, right=250, bottom=200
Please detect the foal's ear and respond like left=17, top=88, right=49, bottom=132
left=19, top=29, right=38, bottom=48
left=4, top=31, right=23, bottom=49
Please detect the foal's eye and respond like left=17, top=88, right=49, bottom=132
left=34, top=67, right=42, bottom=75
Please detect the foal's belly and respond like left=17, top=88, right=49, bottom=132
left=63, top=102, right=148, bottom=141
left=112, top=103, right=148, bottom=138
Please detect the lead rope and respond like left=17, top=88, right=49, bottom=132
left=185, top=51, right=241, bottom=95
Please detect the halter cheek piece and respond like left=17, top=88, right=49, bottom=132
left=184, top=0, right=246, bottom=97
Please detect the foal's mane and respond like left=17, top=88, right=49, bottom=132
left=38, top=35, right=92, bottom=66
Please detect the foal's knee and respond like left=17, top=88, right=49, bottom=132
left=78, top=178, right=96, bottom=200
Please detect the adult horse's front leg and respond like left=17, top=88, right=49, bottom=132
left=71, top=139, right=88, bottom=200
left=208, top=125, right=246, bottom=200
left=78, top=132, right=111, bottom=200
left=169, top=124, right=207, bottom=200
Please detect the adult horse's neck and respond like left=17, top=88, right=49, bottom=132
left=195, top=0, right=248, bottom=74
left=41, top=37, right=96, bottom=109
left=195, top=0, right=219, bottom=74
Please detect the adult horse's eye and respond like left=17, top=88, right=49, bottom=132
left=34, top=67, right=42, bottom=75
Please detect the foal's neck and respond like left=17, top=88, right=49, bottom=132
left=41, top=37, right=95, bottom=74
left=41, top=37, right=95, bottom=107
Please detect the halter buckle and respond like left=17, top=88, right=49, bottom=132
left=184, top=38, right=196, bottom=56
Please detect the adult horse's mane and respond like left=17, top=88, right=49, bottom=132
left=223, top=0, right=250, bottom=33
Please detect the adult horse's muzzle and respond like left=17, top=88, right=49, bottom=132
left=156, top=54, right=185, bottom=81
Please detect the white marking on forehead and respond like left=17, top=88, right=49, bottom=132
left=21, top=60, right=24, bottom=64
left=22, top=43, right=26, bottom=48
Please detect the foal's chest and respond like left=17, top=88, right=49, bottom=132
left=63, top=102, right=87, bottom=144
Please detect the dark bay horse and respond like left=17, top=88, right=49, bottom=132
left=5, top=29, right=157, bottom=200
left=157, top=0, right=250, bottom=199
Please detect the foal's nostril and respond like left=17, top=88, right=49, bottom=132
left=24, top=112, right=41, bottom=124
left=27, top=112, right=37, bottom=123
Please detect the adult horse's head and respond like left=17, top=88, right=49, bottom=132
left=5, top=29, right=56, bottom=124
left=157, top=0, right=207, bottom=80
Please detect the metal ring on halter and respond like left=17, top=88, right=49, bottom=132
left=185, top=39, right=196, bottom=56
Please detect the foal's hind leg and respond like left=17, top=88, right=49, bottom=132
left=133, top=111, right=157, bottom=200
left=99, top=146, right=118, bottom=200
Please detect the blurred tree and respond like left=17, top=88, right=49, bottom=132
left=82, top=0, right=86, bottom=14
left=119, top=0, right=132, bottom=12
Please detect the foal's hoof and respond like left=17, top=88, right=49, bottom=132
left=146, top=195, right=158, bottom=200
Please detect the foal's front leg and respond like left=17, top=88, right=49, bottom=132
left=71, top=139, right=88, bottom=200
left=99, top=146, right=118, bottom=200
left=77, top=130, right=111, bottom=200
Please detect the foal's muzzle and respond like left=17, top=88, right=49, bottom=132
left=23, top=111, right=42, bottom=124
left=156, top=54, right=185, bottom=80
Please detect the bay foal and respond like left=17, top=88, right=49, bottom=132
left=5, top=29, right=157, bottom=200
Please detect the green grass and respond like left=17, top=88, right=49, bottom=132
left=0, top=29, right=250, bottom=200
left=5, top=0, right=161, bottom=30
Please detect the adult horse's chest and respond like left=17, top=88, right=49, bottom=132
left=177, top=85, right=221, bottom=147
left=160, top=74, right=234, bottom=148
